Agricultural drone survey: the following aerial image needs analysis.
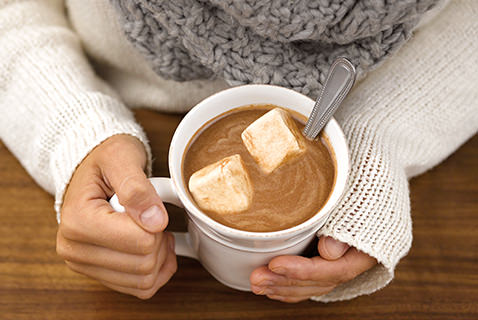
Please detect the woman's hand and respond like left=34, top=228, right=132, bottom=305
left=250, top=236, right=377, bottom=303
left=56, top=134, right=177, bottom=299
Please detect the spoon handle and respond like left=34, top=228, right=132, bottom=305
left=303, top=57, right=356, bottom=140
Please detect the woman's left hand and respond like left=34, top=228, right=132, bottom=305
left=250, top=236, right=377, bottom=303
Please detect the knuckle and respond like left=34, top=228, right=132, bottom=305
left=55, top=234, right=68, bottom=258
left=56, top=232, right=75, bottom=261
left=136, top=288, right=157, bottom=300
left=58, top=212, right=77, bottom=240
left=136, top=233, right=157, bottom=255
left=118, top=175, right=149, bottom=205
left=137, top=274, right=156, bottom=290
left=136, top=254, right=157, bottom=275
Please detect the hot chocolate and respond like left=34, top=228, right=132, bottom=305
left=183, top=104, right=335, bottom=232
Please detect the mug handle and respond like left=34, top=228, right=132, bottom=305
left=109, top=177, right=198, bottom=259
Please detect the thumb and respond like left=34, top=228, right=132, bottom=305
left=100, top=141, right=168, bottom=233
left=108, top=168, right=168, bottom=233
left=318, top=236, right=350, bottom=261
left=113, top=171, right=168, bottom=233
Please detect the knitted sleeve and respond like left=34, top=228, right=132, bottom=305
left=313, top=0, right=478, bottom=302
left=0, top=0, right=151, bottom=222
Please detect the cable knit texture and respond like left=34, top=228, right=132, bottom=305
left=0, top=0, right=477, bottom=302
left=110, top=0, right=439, bottom=97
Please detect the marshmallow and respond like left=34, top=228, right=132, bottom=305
left=188, top=154, right=253, bottom=214
left=241, top=108, right=306, bottom=174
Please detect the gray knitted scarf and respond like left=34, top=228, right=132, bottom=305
left=111, top=0, right=439, bottom=97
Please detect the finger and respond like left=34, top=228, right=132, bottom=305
left=268, top=248, right=377, bottom=284
left=100, top=234, right=177, bottom=300
left=60, top=201, right=158, bottom=255
left=265, top=294, right=310, bottom=303
left=268, top=255, right=338, bottom=285
left=318, top=236, right=350, bottom=261
left=260, top=284, right=335, bottom=299
left=250, top=266, right=318, bottom=288
left=99, top=136, right=168, bottom=233
left=64, top=232, right=170, bottom=289
left=57, top=232, right=167, bottom=275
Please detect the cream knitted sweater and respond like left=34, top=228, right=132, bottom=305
left=0, top=0, right=477, bottom=302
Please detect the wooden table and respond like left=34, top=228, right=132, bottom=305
left=1, top=109, right=477, bottom=320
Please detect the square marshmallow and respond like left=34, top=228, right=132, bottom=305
left=188, top=154, right=253, bottom=214
left=241, top=108, right=306, bottom=174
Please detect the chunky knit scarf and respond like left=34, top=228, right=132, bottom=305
left=111, top=0, right=439, bottom=97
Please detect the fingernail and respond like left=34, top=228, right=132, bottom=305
left=270, top=266, right=286, bottom=275
left=140, top=205, right=165, bottom=230
left=324, top=237, right=349, bottom=258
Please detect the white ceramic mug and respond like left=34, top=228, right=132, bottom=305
left=110, top=84, right=349, bottom=291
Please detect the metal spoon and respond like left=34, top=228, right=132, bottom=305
left=303, top=57, right=356, bottom=140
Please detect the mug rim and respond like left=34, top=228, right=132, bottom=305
left=169, top=84, right=349, bottom=240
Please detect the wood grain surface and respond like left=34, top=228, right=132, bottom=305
left=0, top=109, right=477, bottom=320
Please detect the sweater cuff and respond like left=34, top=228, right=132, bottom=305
left=311, top=124, right=412, bottom=302
left=50, top=94, right=152, bottom=223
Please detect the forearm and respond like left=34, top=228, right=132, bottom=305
left=0, top=0, right=151, bottom=219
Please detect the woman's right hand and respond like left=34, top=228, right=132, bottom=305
left=56, top=134, right=177, bottom=299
